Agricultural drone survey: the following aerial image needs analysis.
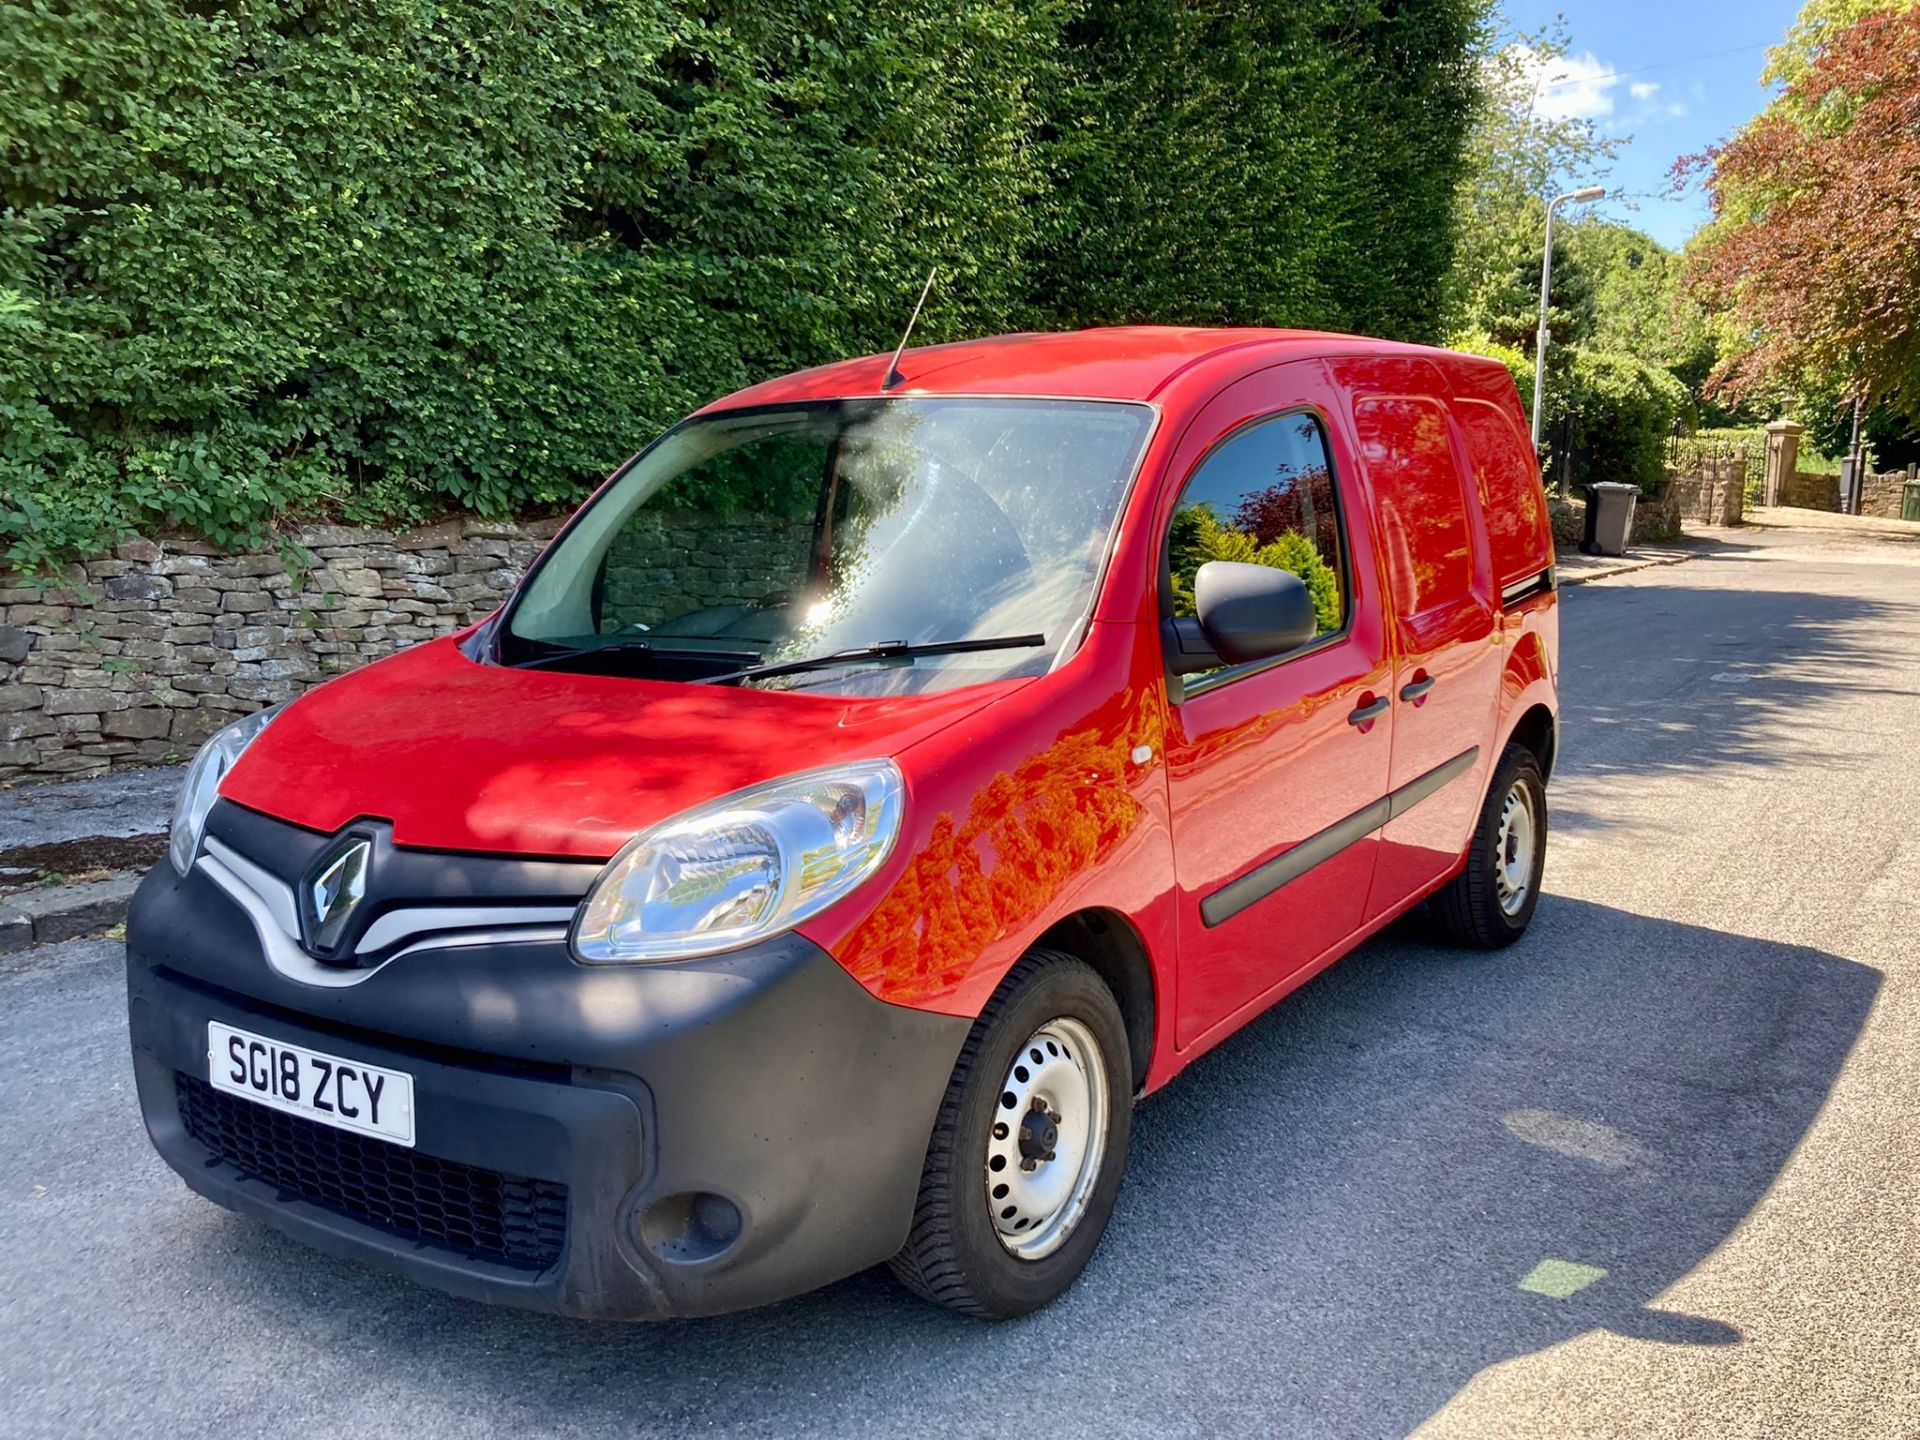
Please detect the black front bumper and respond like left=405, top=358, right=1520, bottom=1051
left=126, top=806, right=970, bottom=1320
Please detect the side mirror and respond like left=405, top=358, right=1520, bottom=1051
left=1164, top=561, right=1317, bottom=675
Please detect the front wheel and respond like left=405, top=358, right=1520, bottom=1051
left=1430, top=743, right=1548, bottom=948
left=889, top=951, right=1132, bottom=1319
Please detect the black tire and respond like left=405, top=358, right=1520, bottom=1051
left=889, top=950, right=1132, bottom=1320
left=1430, top=742, right=1548, bottom=948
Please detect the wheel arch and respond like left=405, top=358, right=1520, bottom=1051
left=1503, top=701, right=1558, bottom=782
left=1031, top=908, right=1156, bottom=1093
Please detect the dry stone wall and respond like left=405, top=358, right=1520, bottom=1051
left=0, top=511, right=798, bottom=783
left=1857, top=469, right=1914, bottom=520
left=1780, top=470, right=1842, bottom=512
left=599, top=513, right=812, bottom=629
left=1666, top=459, right=1745, bottom=529
left=1545, top=474, right=1721, bottom=551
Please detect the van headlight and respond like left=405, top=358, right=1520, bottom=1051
left=572, top=759, right=904, bottom=964
left=168, top=705, right=284, bottom=876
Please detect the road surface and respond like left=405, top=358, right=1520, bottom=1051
left=4, top=524, right=1915, bottom=1438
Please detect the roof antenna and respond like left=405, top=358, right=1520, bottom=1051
left=881, top=267, right=937, bottom=393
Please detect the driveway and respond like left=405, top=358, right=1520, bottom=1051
left=3, top=524, right=1915, bottom=1438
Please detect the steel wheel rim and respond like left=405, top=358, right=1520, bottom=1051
left=1495, top=781, right=1537, bottom=917
left=983, top=1016, right=1109, bottom=1261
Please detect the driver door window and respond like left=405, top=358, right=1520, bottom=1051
left=1165, top=411, right=1348, bottom=679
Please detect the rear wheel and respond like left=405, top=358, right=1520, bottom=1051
left=889, top=951, right=1131, bottom=1319
left=1430, top=743, right=1547, bottom=948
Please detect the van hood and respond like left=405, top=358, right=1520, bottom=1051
left=217, top=638, right=1022, bottom=859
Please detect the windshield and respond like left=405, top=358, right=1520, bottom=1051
left=500, top=398, right=1155, bottom=695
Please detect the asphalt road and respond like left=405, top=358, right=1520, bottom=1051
left=4, top=524, right=1916, bottom=1439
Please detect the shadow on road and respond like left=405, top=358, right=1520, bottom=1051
left=198, top=896, right=1877, bottom=1437
left=1553, top=575, right=1913, bottom=832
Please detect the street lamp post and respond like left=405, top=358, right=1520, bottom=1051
left=1531, top=186, right=1607, bottom=461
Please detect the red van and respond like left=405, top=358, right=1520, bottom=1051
left=127, top=328, right=1558, bottom=1321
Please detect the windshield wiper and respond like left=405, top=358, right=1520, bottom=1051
left=513, top=639, right=760, bottom=673
left=698, top=634, right=1046, bottom=686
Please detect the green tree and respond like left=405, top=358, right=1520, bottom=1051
left=1546, top=350, right=1689, bottom=492
left=1762, top=0, right=1919, bottom=85
left=1441, top=18, right=1621, bottom=337
left=1479, top=230, right=1593, bottom=355
left=1792, top=380, right=1920, bottom=469
left=1574, top=224, right=1676, bottom=354
left=1569, top=220, right=1727, bottom=421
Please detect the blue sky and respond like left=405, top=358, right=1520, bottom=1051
left=1498, top=0, right=1805, bottom=249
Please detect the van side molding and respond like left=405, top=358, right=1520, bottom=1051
left=1200, top=747, right=1481, bottom=927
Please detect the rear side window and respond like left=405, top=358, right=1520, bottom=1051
left=1453, top=398, right=1550, bottom=588
left=1165, top=411, right=1346, bottom=641
left=1353, top=396, right=1473, bottom=617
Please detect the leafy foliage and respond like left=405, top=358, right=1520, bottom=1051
left=0, top=0, right=1485, bottom=567
left=1790, top=382, right=1920, bottom=468
left=1037, top=0, right=1484, bottom=343
left=1475, top=233, right=1593, bottom=355
left=2, top=0, right=1064, bottom=567
left=1546, top=351, right=1690, bottom=493
left=1762, top=0, right=1919, bottom=86
left=1573, top=225, right=1717, bottom=393
left=1440, top=18, right=1620, bottom=338
left=1166, top=506, right=1342, bottom=635
left=1685, top=7, right=1920, bottom=406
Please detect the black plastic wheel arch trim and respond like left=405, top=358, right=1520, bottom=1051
left=1200, top=746, right=1481, bottom=927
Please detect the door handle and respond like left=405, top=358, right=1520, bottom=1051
left=1347, top=695, right=1390, bottom=727
left=1399, top=676, right=1436, bottom=703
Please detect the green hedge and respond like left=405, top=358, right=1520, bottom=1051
left=1544, top=351, right=1689, bottom=494
left=0, top=0, right=1482, bottom=568
left=1037, top=1, right=1480, bottom=342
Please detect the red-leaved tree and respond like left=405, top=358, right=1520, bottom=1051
left=1684, top=7, right=1920, bottom=401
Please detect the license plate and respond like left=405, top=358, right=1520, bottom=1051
left=206, top=1021, right=416, bottom=1148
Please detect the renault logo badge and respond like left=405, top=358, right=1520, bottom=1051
left=302, top=836, right=371, bottom=956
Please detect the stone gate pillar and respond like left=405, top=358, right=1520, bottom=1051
left=1764, top=420, right=1804, bottom=508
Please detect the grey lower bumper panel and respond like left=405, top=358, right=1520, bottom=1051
left=126, top=851, right=971, bottom=1320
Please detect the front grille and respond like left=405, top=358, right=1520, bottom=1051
left=176, top=1074, right=568, bottom=1272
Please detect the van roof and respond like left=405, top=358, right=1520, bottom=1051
left=700, top=326, right=1494, bottom=411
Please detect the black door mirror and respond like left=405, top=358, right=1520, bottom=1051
left=1164, top=561, right=1318, bottom=675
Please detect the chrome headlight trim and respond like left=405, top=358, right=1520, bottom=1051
left=168, top=704, right=285, bottom=876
